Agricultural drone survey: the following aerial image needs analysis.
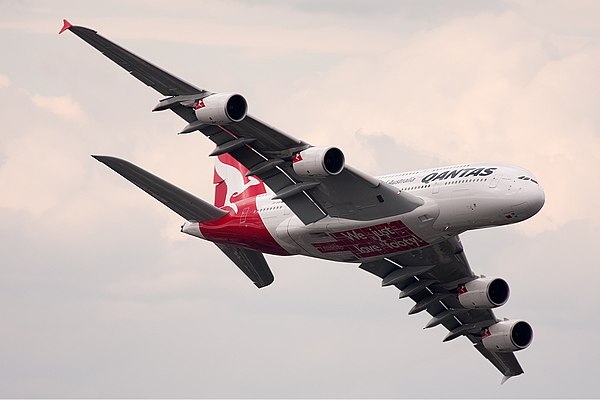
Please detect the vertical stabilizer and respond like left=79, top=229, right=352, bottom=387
left=213, top=153, right=266, bottom=212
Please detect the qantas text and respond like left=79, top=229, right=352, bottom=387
left=421, top=167, right=497, bottom=184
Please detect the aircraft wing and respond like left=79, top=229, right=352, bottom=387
left=359, top=236, right=524, bottom=380
left=62, top=20, right=423, bottom=225
left=60, top=22, right=202, bottom=97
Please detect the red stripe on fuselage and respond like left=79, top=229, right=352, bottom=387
left=199, top=197, right=288, bottom=256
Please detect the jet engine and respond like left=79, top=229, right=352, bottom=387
left=292, top=147, right=345, bottom=178
left=458, top=277, right=509, bottom=309
left=481, top=320, right=533, bottom=352
left=194, top=93, right=247, bottom=124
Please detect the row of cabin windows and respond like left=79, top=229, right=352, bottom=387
left=443, top=177, right=488, bottom=185
left=401, top=177, right=489, bottom=191
left=259, top=205, right=284, bottom=212
left=259, top=176, right=490, bottom=209
left=380, top=164, right=472, bottom=180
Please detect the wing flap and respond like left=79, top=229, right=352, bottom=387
left=93, top=155, right=227, bottom=222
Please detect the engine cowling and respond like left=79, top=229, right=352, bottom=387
left=457, top=277, right=509, bottom=309
left=194, top=93, right=247, bottom=124
left=482, top=320, right=533, bottom=352
left=292, top=147, right=345, bottom=178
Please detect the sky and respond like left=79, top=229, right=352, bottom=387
left=1, top=0, right=599, bottom=397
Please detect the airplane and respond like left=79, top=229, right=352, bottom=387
left=60, top=20, right=545, bottom=382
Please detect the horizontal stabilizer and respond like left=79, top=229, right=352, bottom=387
left=215, top=244, right=274, bottom=288
left=93, top=155, right=227, bottom=222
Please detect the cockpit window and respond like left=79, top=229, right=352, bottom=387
left=517, top=176, right=539, bottom=185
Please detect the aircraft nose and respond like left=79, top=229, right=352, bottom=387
left=509, top=179, right=545, bottom=221
left=528, top=184, right=545, bottom=216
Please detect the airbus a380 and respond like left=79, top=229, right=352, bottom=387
left=60, top=20, right=544, bottom=382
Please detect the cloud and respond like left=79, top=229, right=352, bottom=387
left=0, top=74, right=9, bottom=88
left=31, top=94, right=86, bottom=122
left=264, top=10, right=599, bottom=234
left=1, top=2, right=599, bottom=398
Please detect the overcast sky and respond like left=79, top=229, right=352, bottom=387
left=1, top=0, right=599, bottom=397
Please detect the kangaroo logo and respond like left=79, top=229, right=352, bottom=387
left=214, top=156, right=262, bottom=213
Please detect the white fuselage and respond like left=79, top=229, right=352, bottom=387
left=184, top=163, right=545, bottom=263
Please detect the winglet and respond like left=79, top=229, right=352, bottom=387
left=59, top=19, right=73, bottom=34
left=501, top=375, right=513, bottom=385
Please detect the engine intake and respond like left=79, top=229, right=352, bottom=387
left=458, top=277, right=509, bottom=309
left=292, top=147, right=345, bottom=178
left=194, top=93, right=247, bottom=124
left=482, top=320, right=533, bottom=352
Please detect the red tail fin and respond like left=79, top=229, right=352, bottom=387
left=213, top=153, right=266, bottom=212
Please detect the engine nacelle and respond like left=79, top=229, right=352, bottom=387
left=194, top=93, right=247, bottom=124
left=482, top=320, right=533, bottom=352
left=458, top=277, right=509, bottom=309
left=292, top=147, right=345, bottom=178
